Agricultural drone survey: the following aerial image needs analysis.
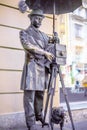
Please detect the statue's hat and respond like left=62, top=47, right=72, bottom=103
left=28, top=9, right=45, bottom=18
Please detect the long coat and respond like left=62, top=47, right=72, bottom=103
left=20, top=25, right=50, bottom=91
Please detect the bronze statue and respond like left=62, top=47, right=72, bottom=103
left=19, top=9, right=54, bottom=130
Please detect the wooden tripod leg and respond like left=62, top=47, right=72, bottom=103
left=48, top=67, right=57, bottom=130
left=44, top=65, right=57, bottom=129
left=43, top=71, right=53, bottom=123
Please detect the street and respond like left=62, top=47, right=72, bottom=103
left=60, top=87, right=87, bottom=103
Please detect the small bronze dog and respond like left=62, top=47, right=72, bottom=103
left=51, top=107, right=65, bottom=130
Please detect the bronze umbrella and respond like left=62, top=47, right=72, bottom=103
left=25, top=0, right=82, bottom=33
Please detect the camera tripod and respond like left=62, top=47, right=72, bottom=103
left=43, top=62, right=75, bottom=130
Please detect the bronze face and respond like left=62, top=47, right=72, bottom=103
left=30, top=15, right=43, bottom=28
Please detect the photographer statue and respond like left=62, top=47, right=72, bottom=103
left=19, top=9, right=54, bottom=130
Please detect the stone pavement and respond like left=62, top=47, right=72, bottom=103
left=1, top=120, right=87, bottom=130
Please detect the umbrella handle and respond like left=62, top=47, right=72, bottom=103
left=53, top=0, right=56, bottom=33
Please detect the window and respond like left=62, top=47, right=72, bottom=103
left=84, top=64, right=87, bottom=73
left=85, top=9, right=87, bottom=19
left=74, top=24, right=83, bottom=38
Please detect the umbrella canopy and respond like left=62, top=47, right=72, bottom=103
left=25, top=0, right=82, bottom=15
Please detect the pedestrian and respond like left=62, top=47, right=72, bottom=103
left=82, top=74, right=87, bottom=96
left=19, top=9, right=54, bottom=130
left=75, top=70, right=83, bottom=92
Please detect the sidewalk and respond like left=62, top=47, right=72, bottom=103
left=61, top=101, right=87, bottom=110
left=2, top=120, right=87, bottom=130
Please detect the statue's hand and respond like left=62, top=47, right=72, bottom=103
left=45, top=52, right=54, bottom=62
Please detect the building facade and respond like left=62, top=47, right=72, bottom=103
left=68, top=5, right=87, bottom=86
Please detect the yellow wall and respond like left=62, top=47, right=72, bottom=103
left=0, top=0, right=59, bottom=115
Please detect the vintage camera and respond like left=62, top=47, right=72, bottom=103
left=55, top=43, right=66, bottom=65
left=49, top=32, right=67, bottom=65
